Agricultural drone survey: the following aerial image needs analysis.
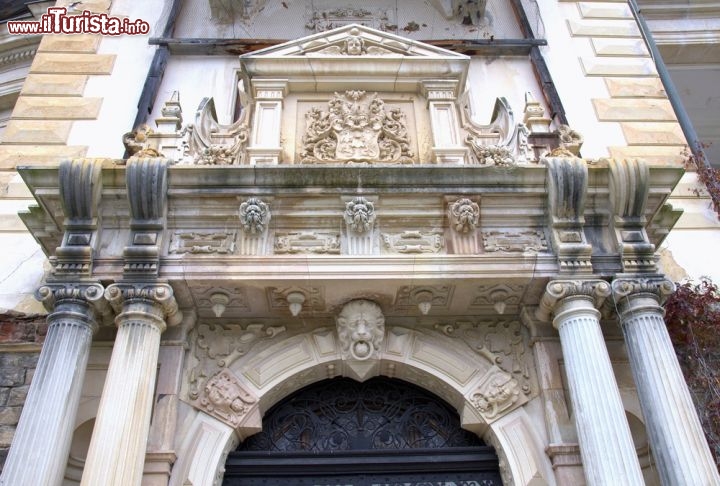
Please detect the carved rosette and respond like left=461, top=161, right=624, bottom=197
left=336, top=299, right=385, bottom=361
left=197, top=369, right=257, bottom=428
left=344, top=197, right=376, bottom=234
left=301, top=91, right=413, bottom=164
left=449, top=198, right=479, bottom=234
left=239, top=197, right=271, bottom=235
left=469, top=367, right=521, bottom=420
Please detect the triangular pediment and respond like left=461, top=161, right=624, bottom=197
left=243, top=23, right=468, bottom=59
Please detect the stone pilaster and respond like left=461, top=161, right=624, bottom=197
left=0, top=283, right=105, bottom=486
left=421, top=80, right=468, bottom=164
left=80, top=283, right=181, bottom=486
left=537, top=280, right=644, bottom=486
left=613, top=277, right=720, bottom=485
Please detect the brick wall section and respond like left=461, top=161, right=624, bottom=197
left=0, top=312, right=46, bottom=471
left=561, top=0, right=686, bottom=164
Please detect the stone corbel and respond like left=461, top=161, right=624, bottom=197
left=342, top=195, right=378, bottom=255
left=609, top=158, right=656, bottom=273
left=545, top=156, right=593, bottom=274
left=124, top=157, right=169, bottom=278
left=422, top=80, right=468, bottom=164
left=247, top=79, right=288, bottom=165
left=54, top=158, right=103, bottom=277
left=336, top=299, right=385, bottom=381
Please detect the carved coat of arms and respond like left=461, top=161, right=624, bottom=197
left=301, top=90, right=413, bottom=164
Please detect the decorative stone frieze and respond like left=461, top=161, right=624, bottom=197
left=435, top=319, right=534, bottom=401
left=169, top=230, right=237, bottom=255
left=469, top=367, right=521, bottom=420
left=305, top=10, right=395, bottom=33
left=300, top=91, right=413, bottom=164
left=482, top=230, right=547, bottom=252
left=336, top=299, right=385, bottom=361
left=448, top=197, right=479, bottom=233
left=54, top=158, right=103, bottom=276
left=545, top=157, right=593, bottom=274
left=613, top=277, right=720, bottom=485
left=186, top=323, right=286, bottom=401
left=0, top=283, right=106, bottom=486
left=382, top=230, right=444, bottom=254
left=274, top=231, right=341, bottom=254
left=609, top=158, right=656, bottom=272
left=195, top=369, right=258, bottom=430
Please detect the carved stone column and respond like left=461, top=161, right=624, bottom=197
left=0, top=283, right=105, bottom=486
left=537, top=280, right=644, bottom=485
left=613, top=277, right=720, bottom=485
left=80, top=283, right=181, bottom=486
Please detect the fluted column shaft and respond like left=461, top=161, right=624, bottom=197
left=614, top=278, right=720, bottom=485
left=80, top=284, right=179, bottom=486
left=0, top=285, right=102, bottom=486
left=542, top=280, right=644, bottom=486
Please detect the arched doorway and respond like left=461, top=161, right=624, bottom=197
left=223, top=377, right=503, bottom=485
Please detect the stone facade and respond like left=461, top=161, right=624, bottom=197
left=0, top=2, right=719, bottom=486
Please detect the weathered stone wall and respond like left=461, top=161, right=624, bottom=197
left=0, top=312, right=45, bottom=470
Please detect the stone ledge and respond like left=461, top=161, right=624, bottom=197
left=0, top=145, right=87, bottom=169
left=578, top=2, right=632, bottom=19
left=38, top=34, right=100, bottom=53
left=29, top=53, right=115, bottom=75
left=2, top=120, right=72, bottom=145
left=608, top=145, right=686, bottom=165
left=11, top=97, right=102, bottom=120
left=621, top=122, right=686, bottom=146
left=567, top=19, right=641, bottom=38
left=605, top=78, right=667, bottom=98
left=20, top=74, right=88, bottom=97
left=591, top=38, right=649, bottom=57
left=593, top=98, right=676, bottom=121
left=581, top=57, right=657, bottom=77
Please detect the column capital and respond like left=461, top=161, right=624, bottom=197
left=536, top=279, right=610, bottom=324
left=105, top=282, right=182, bottom=330
left=35, top=282, right=108, bottom=331
left=612, top=276, right=675, bottom=303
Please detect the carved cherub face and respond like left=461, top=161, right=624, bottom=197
left=336, top=300, right=385, bottom=361
left=345, top=35, right=364, bottom=55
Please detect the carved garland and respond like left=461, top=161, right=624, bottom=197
left=301, top=91, right=413, bottom=164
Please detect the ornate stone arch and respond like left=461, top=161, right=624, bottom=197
left=170, top=321, right=555, bottom=486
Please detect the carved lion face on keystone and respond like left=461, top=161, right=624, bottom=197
left=336, top=299, right=385, bottom=361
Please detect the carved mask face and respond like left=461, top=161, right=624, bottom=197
left=336, top=300, right=385, bottom=361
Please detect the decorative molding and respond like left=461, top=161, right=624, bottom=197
left=435, top=319, right=534, bottom=400
left=186, top=322, right=286, bottom=400
left=344, top=196, right=376, bottom=234
left=194, top=286, right=250, bottom=318
left=394, top=285, right=453, bottom=310
left=470, top=284, right=525, bottom=312
left=467, top=142, right=516, bottom=166
left=239, top=197, right=271, bottom=235
left=195, top=369, right=257, bottom=429
left=382, top=230, right=444, bottom=254
left=482, top=231, right=547, bottom=252
left=448, top=198, right=479, bottom=234
left=336, top=299, right=385, bottom=362
left=469, top=367, right=521, bottom=419
left=169, top=231, right=237, bottom=255
left=300, top=91, right=413, bottom=164
left=274, top=231, right=340, bottom=254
